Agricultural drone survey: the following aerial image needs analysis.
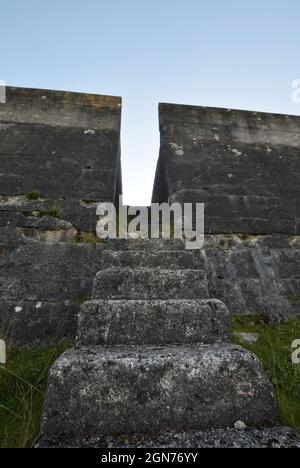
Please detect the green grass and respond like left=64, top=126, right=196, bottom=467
left=26, top=192, right=40, bottom=201
left=37, top=208, right=60, bottom=219
left=76, top=294, right=89, bottom=305
left=79, top=233, right=105, bottom=246
left=1, top=317, right=300, bottom=447
left=232, top=315, right=300, bottom=435
left=0, top=341, right=72, bottom=448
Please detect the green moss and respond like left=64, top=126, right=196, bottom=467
left=76, top=294, right=89, bottom=305
left=232, top=315, right=300, bottom=435
left=288, top=292, right=299, bottom=303
left=37, top=208, right=60, bottom=219
left=237, top=233, right=253, bottom=241
left=26, top=192, right=40, bottom=201
left=80, top=233, right=103, bottom=246
left=0, top=341, right=73, bottom=448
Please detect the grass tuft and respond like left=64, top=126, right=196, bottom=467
left=0, top=341, right=72, bottom=448
left=26, top=192, right=40, bottom=201
left=37, top=208, right=60, bottom=219
left=232, top=315, right=300, bottom=434
left=79, top=233, right=103, bottom=246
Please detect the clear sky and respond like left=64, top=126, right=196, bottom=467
left=1, top=0, right=300, bottom=205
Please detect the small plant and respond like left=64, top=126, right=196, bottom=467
left=238, top=233, right=252, bottom=241
left=76, top=294, right=89, bottom=305
left=37, top=208, right=60, bottom=219
left=289, top=292, right=299, bottom=303
left=26, top=192, right=40, bottom=201
left=80, top=233, right=103, bottom=246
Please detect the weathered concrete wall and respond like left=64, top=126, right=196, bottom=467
left=0, top=88, right=122, bottom=347
left=153, top=104, right=300, bottom=235
left=205, top=234, right=300, bottom=321
left=2, top=93, right=300, bottom=346
left=0, top=87, right=122, bottom=237
left=0, top=236, right=192, bottom=348
left=153, top=104, right=300, bottom=319
left=0, top=227, right=98, bottom=347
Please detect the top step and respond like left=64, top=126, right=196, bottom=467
left=99, top=239, right=187, bottom=252
left=98, top=250, right=206, bottom=270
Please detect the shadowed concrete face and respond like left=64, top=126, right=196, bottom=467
left=153, top=104, right=300, bottom=235
left=0, top=87, right=123, bottom=347
left=0, top=87, right=122, bottom=234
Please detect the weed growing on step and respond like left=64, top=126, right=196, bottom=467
left=26, top=192, right=40, bottom=201
left=76, top=294, right=89, bottom=305
left=288, top=292, right=299, bottom=303
left=0, top=341, right=73, bottom=448
left=37, top=208, right=60, bottom=219
left=232, top=315, right=300, bottom=435
left=80, top=233, right=104, bottom=246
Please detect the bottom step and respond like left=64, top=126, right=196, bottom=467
left=36, top=426, right=300, bottom=448
left=41, top=345, right=277, bottom=439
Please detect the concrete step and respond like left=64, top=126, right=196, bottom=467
left=99, top=238, right=186, bottom=252
left=77, top=299, right=230, bottom=346
left=41, top=345, right=277, bottom=439
left=92, top=268, right=209, bottom=300
left=36, top=426, right=300, bottom=448
left=98, top=250, right=206, bottom=270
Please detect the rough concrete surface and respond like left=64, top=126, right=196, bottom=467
left=92, top=267, right=209, bottom=300
left=0, top=87, right=122, bottom=234
left=36, top=426, right=300, bottom=449
left=204, top=234, right=300, bottom=320
left=153, top=104, right=300, bottom=235
left=0, top=230, right=97, bottom=346
left=0, top=86, right=123, bottom=346
left=77, top=299, right=231, bottom=346
left=98, top=249, right=206, bottom=270
left=40, top=345, right=277, bottom=438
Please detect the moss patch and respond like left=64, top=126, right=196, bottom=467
left=79, top=233, right=103, bottom=246
left=76, top=294, right=89, bottom=305
left=288, top=292, right=299, bottom=303
left=37, top=208, right=60, bottom=219
left=26, top=192, right=40, bottom=201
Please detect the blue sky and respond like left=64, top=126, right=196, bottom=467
left=1, top=0, right=300, bottom=205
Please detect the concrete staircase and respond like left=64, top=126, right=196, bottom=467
left=37, top=240, right=300, bottom=448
